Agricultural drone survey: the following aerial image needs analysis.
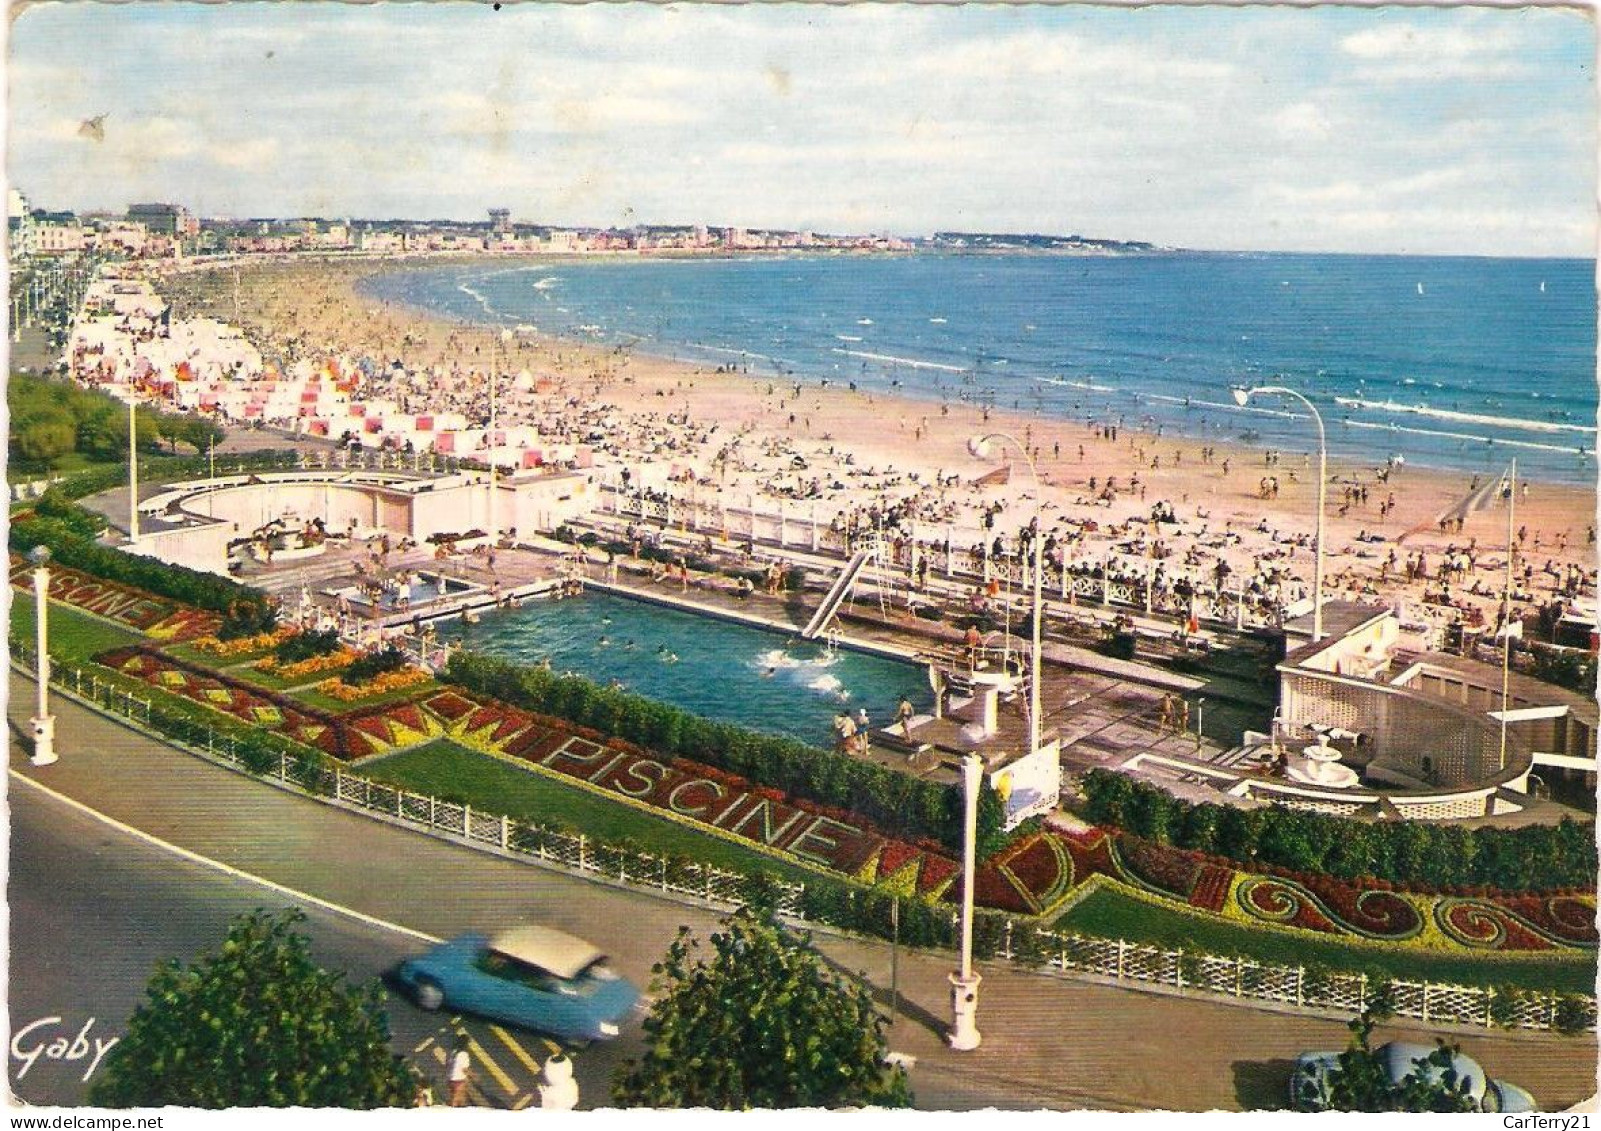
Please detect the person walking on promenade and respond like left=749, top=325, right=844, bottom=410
left=448, top=1034, right=472, bottom=1107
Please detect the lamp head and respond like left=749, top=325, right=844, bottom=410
left=1231, top=387, right=1252, bottom=408
left=28, top=545, right=50, bottom=567
left=966, top=436, right=993, bottom=460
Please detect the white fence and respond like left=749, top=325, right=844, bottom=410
left=18, top=644, right=1593, bottom=1034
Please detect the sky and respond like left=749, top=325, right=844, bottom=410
left=6, top=2, right=1596, bottom=256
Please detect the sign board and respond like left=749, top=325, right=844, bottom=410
left=990, top=739, right=1061, bottom=830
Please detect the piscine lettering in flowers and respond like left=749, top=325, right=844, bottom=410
left=10, top=555, right=220, bottom=641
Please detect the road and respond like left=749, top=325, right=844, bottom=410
left=7, top=781, right=626, bottom=1109
left=9, top=671, right=1598, bottom=1110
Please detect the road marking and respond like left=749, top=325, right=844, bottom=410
left=544, top=1036, right=562, bottom=1056
left=431, top=1047, right=446, bottom=1066
left=9, top=770, right=442, bottom=945
left=489, top=1024, right=546, bottom=1077
left=415, top=1036, right=436, bottom=1055
left=465, top=1034, right=518, bottom=1099
left=513, top=1094, right=536, bottom=1111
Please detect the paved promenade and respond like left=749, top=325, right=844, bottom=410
left=8, top=672, right=1597, bottom=1110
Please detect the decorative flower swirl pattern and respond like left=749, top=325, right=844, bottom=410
left=1237, top=876, right=1424, bottom=941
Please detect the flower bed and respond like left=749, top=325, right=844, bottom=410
left=974, top=827, right=1595, bottom=954
left=9, top=555, right=218, bottom=641
left=189, top=627, right=296, bottom=659
left=316, top=666, right=431, bottom=703
left=255, top=648, right=360, bottom=680
left=96, top=645, right=349, bottom=759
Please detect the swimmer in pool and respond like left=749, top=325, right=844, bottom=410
left=763, top=666, right=777, bottom=678
left=598, top=635, right=609, bottom=646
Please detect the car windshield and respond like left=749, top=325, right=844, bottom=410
left=476, top=951, right=617, bottom=994
left=475, top=950, right=560, bottom=993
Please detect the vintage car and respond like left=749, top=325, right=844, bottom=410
left=395, top=926, right=641, bottom=1042
left=1292, top=1041, right=1536, bottom=1112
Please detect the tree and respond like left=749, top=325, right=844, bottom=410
left=612, top=908, right=911, bottom=1109
left=12, top=411, right=76, bottom=469
left=1299, top=1007, right=1478, bottom=1113
left=90, top=908, right=418, bottom=1109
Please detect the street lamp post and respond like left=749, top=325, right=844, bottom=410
left=29, top=545, right=57, bottom=766
left=967, top=433, right=1043, bottom=763
left=128, top=397, right=140, bottom=544
left=1231, top=385, right=1327, bottom=641
left=950, top=432, right=1048, bottom=1051
left=948, top=752, right=983, bottom=1050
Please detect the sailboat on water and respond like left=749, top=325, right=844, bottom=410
left=1416, top=282, right=1425, bottom=296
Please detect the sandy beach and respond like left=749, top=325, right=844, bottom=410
left=158, top=255, right=1598, bottom=633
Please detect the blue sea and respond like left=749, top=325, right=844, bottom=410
left=361, top=252, right=1598, bottom=485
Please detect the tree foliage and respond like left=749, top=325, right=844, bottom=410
left=1300, top=1007, right=1478, bottom=1113
left=613, top=908, right=911, bottom=1109
left=90, top=909, right=417, bottom=1109
left=7, top=372, right=214, bottom=470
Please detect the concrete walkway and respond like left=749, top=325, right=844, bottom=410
left=8, top=672, right=1597, bottom=1111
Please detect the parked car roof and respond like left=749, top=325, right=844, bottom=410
left=1374, top=1042, right=1486, bottom=1099
left=488, top=926, right=606, bottom=981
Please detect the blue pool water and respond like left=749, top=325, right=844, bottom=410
left=439, top=590, right=932, bottom=746
left=364, top=251, right=1598, bottom=484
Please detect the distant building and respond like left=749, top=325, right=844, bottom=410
left=489, top=208, right=512, bottom=236
left=127, top=202, right=192, bottom=238
left=32, top=210, right=86, bottom=255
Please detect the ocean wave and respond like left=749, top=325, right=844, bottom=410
left=532, top=276, right=562, bottom=291
left=456, top=282, right=498, bottom=318
left=835, top=334, right=863, bottom=343
left=1334, top=396, right=1596, bottom=436
left=830, top=348, right=968, bottom=373
left=1342, top=419, right=1593, bottom=456
left=1035, top=375, right=1119, bottom=394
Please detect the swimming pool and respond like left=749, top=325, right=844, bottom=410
left=439, top=591, right=932, bottom=747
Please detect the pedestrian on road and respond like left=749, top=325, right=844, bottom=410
left=539, top=1053, right=580, bottom=1111
left=448, top=1034, right=472, bottom=1107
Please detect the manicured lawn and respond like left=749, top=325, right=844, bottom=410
left=1054, top=883, right=1597, bottom=994
left=10, top=599, right=144, bottom=662
left=360, top=739, right=822, bottom=886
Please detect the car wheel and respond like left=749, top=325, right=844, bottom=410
left=414, top=979, right=445, bottom=1011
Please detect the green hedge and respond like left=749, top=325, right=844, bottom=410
left=444, top=650, right=1006, bottom=855
left=10, top=510, right=275, bottom=629
left=1078, top=768, right=1597, bottom=892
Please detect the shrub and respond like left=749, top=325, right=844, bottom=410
left=1553, top=994, right=1593, bottom=1036
left=274, top=628, right=342, bottom=665
left=341, top=646, right=410, bottom=686
left=1076, top=769, right=1596, bottom=893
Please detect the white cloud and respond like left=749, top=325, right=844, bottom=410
left=1272, top=102, right=1331, bottom=140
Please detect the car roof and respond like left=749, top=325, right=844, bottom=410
left=488, top=926, right=605, bottom=981
left=1376, top=1042, right=1485, bottom=1097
